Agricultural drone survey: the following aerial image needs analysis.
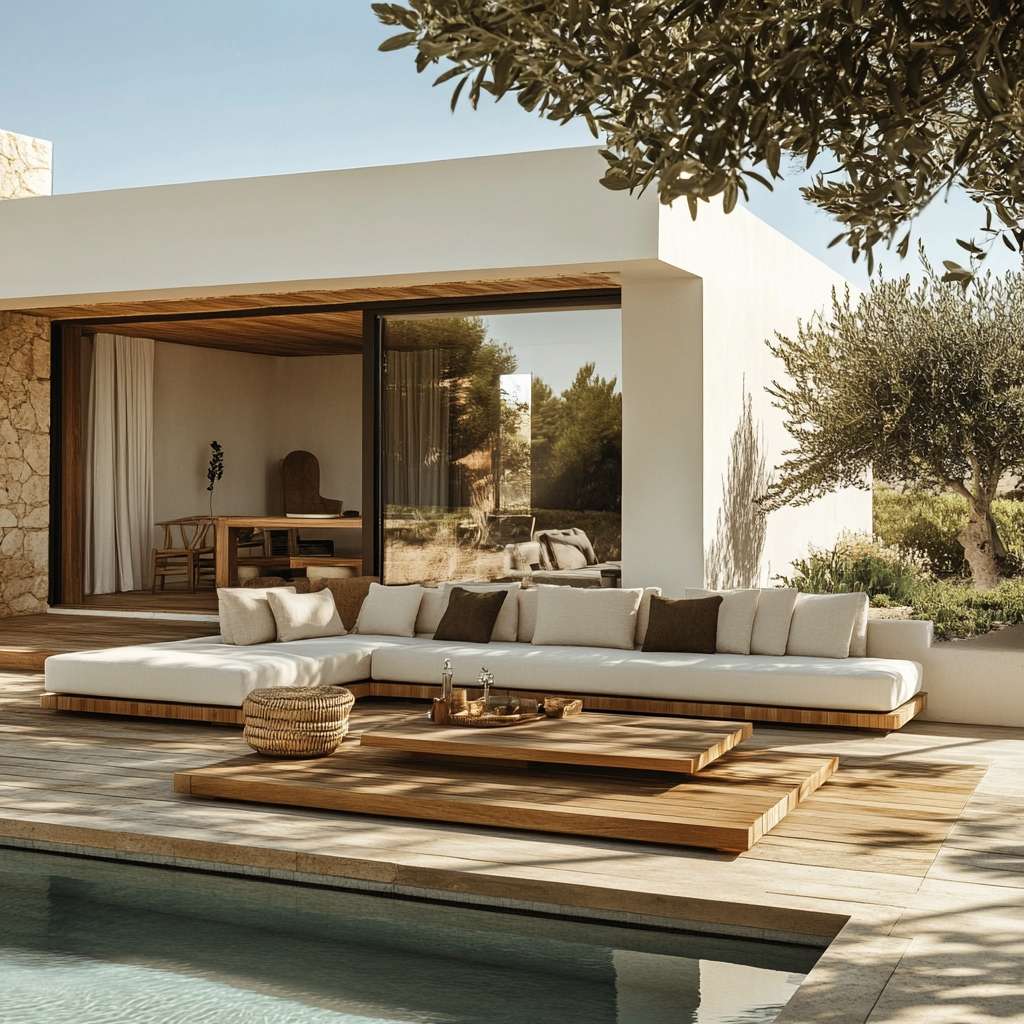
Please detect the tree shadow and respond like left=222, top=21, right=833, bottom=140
left=706, top=389, right=769, bottom=589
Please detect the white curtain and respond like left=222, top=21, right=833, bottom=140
left=385, top=348, right=450, bottom=507
left=85, top=334, right=154, bottom=594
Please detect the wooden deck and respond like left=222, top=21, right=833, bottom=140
left=0, top=613, right=216, bottom=670
left=175, top=745, right=837, bottom=852
left=1, top=669, right=1020, bottom=1021
left=60, top=591, right=219, bottom=616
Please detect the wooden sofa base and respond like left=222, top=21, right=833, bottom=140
left=40, top=682, right=925, bottom=731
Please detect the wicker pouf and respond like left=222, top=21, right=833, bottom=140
left=242, top=686, right=354, bottom=758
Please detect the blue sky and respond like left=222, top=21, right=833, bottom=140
left=2, top=0, right=1016, bottom=288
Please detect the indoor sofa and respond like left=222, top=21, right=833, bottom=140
left=42, top=583, right=930, bottom=731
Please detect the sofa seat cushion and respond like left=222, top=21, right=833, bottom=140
left=369, top=640, right=923, bottom=713
left=44, top=634, right=380, bottom=708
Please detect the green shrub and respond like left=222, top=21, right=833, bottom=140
left=908, top=578, right=1024, bottom=640
left=777, top=533, right=932, bottom=605
left=873, top=485, right=1024, bottom=577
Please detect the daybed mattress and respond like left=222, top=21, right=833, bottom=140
left=44, top=634, right=379, bottom=708
left=369, top=640, right=923, bottom=713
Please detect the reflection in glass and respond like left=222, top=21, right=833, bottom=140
left=382, top=310, right=621, bottom=585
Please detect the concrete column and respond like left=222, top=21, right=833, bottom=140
left=620, top=274, right=704, bottom=594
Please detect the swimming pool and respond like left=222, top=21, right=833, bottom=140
left=0, top=847, right=815, bottom=1023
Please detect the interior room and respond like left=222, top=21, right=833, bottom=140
left=66, top=310, right=365, bottom=614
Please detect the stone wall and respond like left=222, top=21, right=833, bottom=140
left=0, top=314, right=50, bottom=615
left=0, top=131, right=52, bottom=199
left=0, top=131, right=53, bottom=616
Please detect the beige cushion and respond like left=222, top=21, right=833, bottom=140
left=749, top=588, right=798, bottom=656
left=849, top=597, right=870, bottom=657
left=635, top=587, right=662, bottom=648
left=544, top=536, right=589, bottom=571
left=415, top=587, right=447, bottom=635
left=787, top=592, right=868, bottom=659
left=686, top=588, right=759, bottom=655
left=217, top=586, right=296, bottom=646
left=267, top=588, right=346, bottom=643
left=517, top=588, right=538, bottom=642
left=442, top=581, right=520, bottom=642
left=354, top=583, right=424, bottom=637
left=532, top=585, right=643, bottom=650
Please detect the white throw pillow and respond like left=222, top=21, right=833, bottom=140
left=267, top=588, right=346, bottom=643
left=634, top=587, right=663, bottom=648
left=415, top=587, right=447, bottom=635
left=517, top=588, right=538, bottom=642
left=354, top=583, right=424, bottom=637
left=685, top=588, right=759, bottom=655
left=849, top=597, right=870, bottom=657
left=787, top=592, right=867, bottom=659
left=442, top=581, right=520, bottom=642
left=217, top=586, right=296, bottom=646
left=531, top=585, right=643, bottom=651
left=749, top=588, right=798, bottom=656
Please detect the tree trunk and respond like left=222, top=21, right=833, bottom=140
left=959, top=499, right=1001, bottom=590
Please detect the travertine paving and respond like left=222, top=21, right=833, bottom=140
left=2, top=669, right=1023, bottom=1023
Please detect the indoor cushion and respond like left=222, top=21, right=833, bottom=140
left=517, top=588, right=538, bottom=642
left=849, top=597, right=870, bottom=657
left=217, top=586, right=296, bottom=646
left=787, top=592, right=868, bottom=659
left=441, top=581, right=520, bottom=642
left=368, top=639, right=924, bottom=713
left=750, top=588, right=798, bottom=656
left=44, top=634, right=378, bottom=708
left=643, top=595, right=722, bottom=654
left=267, top=588, right=346, bottom=643
left=685, top=588, right=759, bottom=655
left=531, top=585, right=643, bottom=651
left=354, top=583, right=424, bottom=637
left=434, top=587, right=508, bottom=643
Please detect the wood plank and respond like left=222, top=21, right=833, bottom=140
left=20, top=274, right=620, bottom=321
left=360, top=712, right=752, bottom=774
left=174, top=746, right=839, bottom=852
left=364, top=683, right=927, bottom=732
left=0, top=613, right=216, bottom=670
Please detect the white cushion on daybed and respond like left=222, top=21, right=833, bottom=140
left=369, top=639, right=923, bottom=713
left=43, top=634, right=381, bottom=708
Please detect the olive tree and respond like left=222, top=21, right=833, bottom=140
left=762, top=263, right=1024, bottom=588
left=372, top=1, right=1024, bottom=281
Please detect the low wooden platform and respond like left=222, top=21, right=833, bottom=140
left=0, top=614, right=216, bottom=671
left=174, top=746, right=839, bottom=852
left=361, top=712, right=753, bottom=773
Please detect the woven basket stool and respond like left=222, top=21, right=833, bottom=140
left=242, top=686, right=355, bottom=758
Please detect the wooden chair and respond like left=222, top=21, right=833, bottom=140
left=152, top=517, right=215, bottom=593
left=280, top=450, right=343, bottom=557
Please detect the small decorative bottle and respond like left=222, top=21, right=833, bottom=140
left=440, top=658, right=454, bottom=702
left=432, top=658, right=455, bottom=724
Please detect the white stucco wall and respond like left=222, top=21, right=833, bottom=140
left=657, top=201, right=871, bottom=590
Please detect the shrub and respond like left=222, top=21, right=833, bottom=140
left=777, top=533, right=932, bottom=605
left=908, top=578, right=1024, bottom=640
left=874, top=485, right=1024, bottom=577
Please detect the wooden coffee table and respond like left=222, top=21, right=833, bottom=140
left=359, top=712, right=752, bottom=774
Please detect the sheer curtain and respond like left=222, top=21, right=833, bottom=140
left=85, top=334, right=154, bottom=594
left=384, top=348, right=450, bottom=507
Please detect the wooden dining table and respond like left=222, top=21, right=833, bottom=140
left=213, top=515, right=363, bottom=588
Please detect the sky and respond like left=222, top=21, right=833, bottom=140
left=2, top=0, right=1017, bottom=294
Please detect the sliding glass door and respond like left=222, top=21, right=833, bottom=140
left=380, top=306, right=622, bottom=585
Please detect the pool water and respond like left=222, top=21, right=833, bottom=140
left=0, top=848, right=815, bottom=1023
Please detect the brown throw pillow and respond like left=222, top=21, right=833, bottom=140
left=433, top=587, right=508, bottom=643
left=642, top=595, right=723, bottom=654
left=309, top=576, right=380, bottom=631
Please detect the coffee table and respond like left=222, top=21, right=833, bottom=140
left=359, top=712, right=752, bottom=774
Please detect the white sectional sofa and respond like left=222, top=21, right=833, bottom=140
left=43, top=614, right=931, bottom=731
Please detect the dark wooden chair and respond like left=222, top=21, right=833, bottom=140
left=279, top=450, right=343, bottom=557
